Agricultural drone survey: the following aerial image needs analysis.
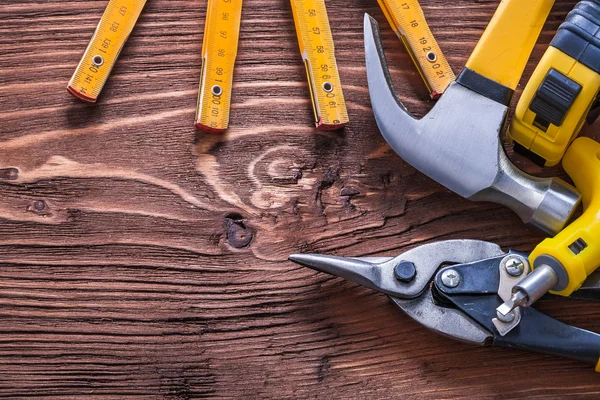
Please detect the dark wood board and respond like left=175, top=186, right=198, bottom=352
left=1, top=0, right=599, bottom=398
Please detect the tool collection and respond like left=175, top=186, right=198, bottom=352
left=66, top=0, right=600, bottom=371
left=290, top=0, right=600, bottom=371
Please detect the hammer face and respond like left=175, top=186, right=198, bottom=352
left=363, top=14, right=580, bottom=235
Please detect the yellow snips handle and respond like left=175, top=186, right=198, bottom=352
left=530, top=137, right=600, bottom=296
left=465, top=0, right=555, bottom=90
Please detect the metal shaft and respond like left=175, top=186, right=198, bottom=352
left=497, top=264, right=559, bottom=316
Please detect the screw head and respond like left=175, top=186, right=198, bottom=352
left=441, top=269, right=461, bottom=288
left=505, top=256, right=525, bottom=277
left=496, top=309, right=515, bottom=323
left=394, top=261, right=416, bottom=283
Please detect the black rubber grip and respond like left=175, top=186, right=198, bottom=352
left=551, top=1, right=600, bottom=74
left=456, top=68, right=514, bottom=106
left=451, top=294, right=600, bottom=366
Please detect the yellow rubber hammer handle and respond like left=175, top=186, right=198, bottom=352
left=531, top=137, right=600, bottom=296
left=465, top=0, right=554, bottom=90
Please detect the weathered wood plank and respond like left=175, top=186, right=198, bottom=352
left=1, top=0, right=600, bottom=398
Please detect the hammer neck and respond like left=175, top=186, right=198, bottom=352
left=470, top=147, right=580, bottom=236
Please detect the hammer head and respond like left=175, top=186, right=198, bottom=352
left=363, top=14, right=580, bottom=236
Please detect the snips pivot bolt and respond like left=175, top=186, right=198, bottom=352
left=394, top=261, right=416, bottom=283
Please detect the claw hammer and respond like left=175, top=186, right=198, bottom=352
left=364, top=0, right=580, bottom=235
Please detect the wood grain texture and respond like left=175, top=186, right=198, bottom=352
left=1, top=0, right=600, bottom=398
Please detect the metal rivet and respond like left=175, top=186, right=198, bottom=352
left=504, top=256, right=525, bottom=277
left=92, top=55, right=104, bottom=67
left=322, top=82, right=333, bottom=92
left=441, top=269, right=461, bottom=288
left=496, top=309, right=515, bottom=323
left=394, top=261, right=416, bottom=283
left=211, top=85, right=223, bottom=96
left=426, top=52, right=437, bottom=63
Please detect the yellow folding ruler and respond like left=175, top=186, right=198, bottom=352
left=291, top=0, right=349, bottom=130
left=377, top=0, right=454, bottom=98
left=195, top=0, right=243, bottom=133
left=68, top=0, right=147, bottom=103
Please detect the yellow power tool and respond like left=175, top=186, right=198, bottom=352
left=508, top=1, right=600, bottom=167
left=498, top=137, right=600, bottom=327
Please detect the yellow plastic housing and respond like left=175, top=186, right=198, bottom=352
left=509, top=48, right=600, bottom=166
left=530, top=137, right=600, bottom=296
left=465, top=0, right=554, bottom=90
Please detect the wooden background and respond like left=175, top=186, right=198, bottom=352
left=1, top=0, right=600, bottom=398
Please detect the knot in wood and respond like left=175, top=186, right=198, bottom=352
left=0, top=167, right=19, bottom=181
left=27, top=200, right=50, bottom=216
left=33, top=200, right=46, bottom=212
left=224, top=214, right=253, bottom=248
left=340, top=187, right=360, bottom=197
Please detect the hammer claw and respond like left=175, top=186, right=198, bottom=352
left=364, top=14, right=418, bottom=136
